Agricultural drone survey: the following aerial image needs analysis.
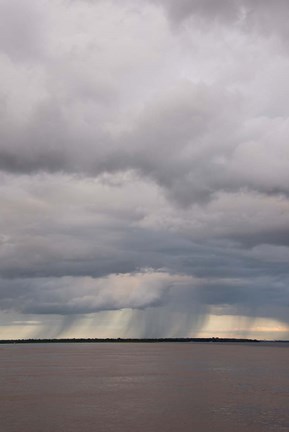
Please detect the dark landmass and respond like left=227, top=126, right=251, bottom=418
left=0, top=337, right=283, bottom=344
left=1, top=337, right=288, bottom=344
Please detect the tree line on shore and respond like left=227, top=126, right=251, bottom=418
left=0, top=337, right=264, bottom=344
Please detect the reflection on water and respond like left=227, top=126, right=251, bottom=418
left=0, top=343, right=288, bottom=432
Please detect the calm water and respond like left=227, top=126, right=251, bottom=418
left=0, top=343, right=288, bottom=432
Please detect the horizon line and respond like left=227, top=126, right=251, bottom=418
left=1, top=337, right=289, bottom=344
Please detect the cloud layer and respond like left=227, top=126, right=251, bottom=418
left=0, top=0, right=289, bottom=339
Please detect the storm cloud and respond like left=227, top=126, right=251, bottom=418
left=0, top=0, right=289, bottom=339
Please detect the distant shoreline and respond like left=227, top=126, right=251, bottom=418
left=1, top=337, right=288, bottom=344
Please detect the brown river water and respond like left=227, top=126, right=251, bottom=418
left=0, top=343, right=288, bottom=432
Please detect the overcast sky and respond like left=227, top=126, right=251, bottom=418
left=0, top=0, right=289, bottom=340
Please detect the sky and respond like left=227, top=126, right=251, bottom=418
left=0, top=0, right=289, bottom=340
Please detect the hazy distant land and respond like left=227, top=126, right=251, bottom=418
left=1, top=337, right=288, bottom=344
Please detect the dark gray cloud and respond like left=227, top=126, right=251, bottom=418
left=1, top=1, right=289, bottom=206
left=1, top=82, right=289, bottom=206
left=0, top=273, right=169, bottom=315
left=152, top=0, right=289, bottom=41
left=0, top=174, right=288, bottom=334
left=0, top=0, right=289, bottom=338
left=1, top=171, right=289, bottom=338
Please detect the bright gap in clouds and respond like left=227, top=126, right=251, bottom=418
left=0, top=0, right=289, bottom=339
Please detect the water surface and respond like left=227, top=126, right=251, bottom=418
left=0, top=343, right=288, bottom=432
